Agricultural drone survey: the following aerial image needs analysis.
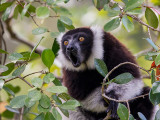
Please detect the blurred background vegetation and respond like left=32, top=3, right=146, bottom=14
left=0, top=0, right=160, bottom=119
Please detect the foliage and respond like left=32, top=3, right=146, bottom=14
left=0, top=0, right=160, bottom=119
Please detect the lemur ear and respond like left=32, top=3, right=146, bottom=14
left=56, top=33, right=65, bottom=44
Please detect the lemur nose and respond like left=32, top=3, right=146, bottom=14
left=67, top=46, right=75, bottom=52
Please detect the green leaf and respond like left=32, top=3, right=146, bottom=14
left=145, top=38, right=159, bottom=51
left=149, top=89, right=160, bottom=105
left=0, top=65, right=8, bottom=73
left=32, top=27, right=47, bottom=35
left=41, top=49, right=55, bottom=70
left=2, top=5, right=13, bottom=21
left=31, top=77, right=43, bottom=88
left=53, top=78, right=62, bottom=86
left=145, top=7, right=159, bottom=29
left=5, top=105, right=20, bottom=114
left=21, top=3, right=31, bottom=19
left=0, top=80, right=4, bottom=90
left=52, top=95, right=62, bottom=105
left=9, top=53, right=23, bottom=61
left=125, top=0, right=144, bottom=11
left=92, top=0, right=109, bottom=10
left=3, top=86, right=15, bottom=97
left=155, top=109, right=160, bottom=120
left=103, top=4, right=120, bottom=17
left=138, top=112, right=147, bottom=120
left=59, top=108, right=69, bottom=117
left=60, top=16, right=72, bottom=25
left=34, top=113, right=45, bottom=120
left=59, top=100, right=80, bottom=110
left=113, top=73, right=134, bottom=84
left=52, top=6, right=71, bottom=16
left=64, top=24, right=75, bottom=30
left=39, top=94, right=51, bottom=108
left=46, top=86, right=67, bottom=94
left=122, top=15, right=134, bottom=32
left=13, top=5, right=19, bottom=19
left=151, top=81, right=160, bottom=94
left=151, top=69, right=156, bottom=84
left=12, top=65, right=26, bottom=76
left=94, top=59, right=108, bottom=77
left=1, top=63, right=15, bottom=76
left=38, top=104, right=50, bottom=113
left=129, top=114, right=135, bottom=120
left=44, top=73, right=55, bottom=83
left=50, top=32, right=60, bottom=38
left=52, top=39, right=60, bottom=57
left=57, top=20, right=65, bottom=32
left=104, top=18, right=120, bottom=32
left=52, top=108, right=62, bottom=120
left=122, top=0, right=128, bottom=4
left=127, top=8, right=142, bottom=15
left=24, top=97, right=36, bottom=108
left=10, top=95, right=27, bottom=108
left=117, top=103, right=129, bottom=120
left=28, top=89, right=42, bottom=101
left=0, top=49, right=9, bottom=54
left=44, top=112, right=56, bottom=120
left=46, top=0, right=55, bottom=5
left=58, top=93, right=71, bottom=101
left=0, top=2, right=13, bottom=12
left=36, top=6, right=50, bottom=19
left=20, top=51, right=40, bottom=61
left=155, top=54, right=160, bottom=66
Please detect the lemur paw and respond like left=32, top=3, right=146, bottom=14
left=105, top=90, right=119, bottom=119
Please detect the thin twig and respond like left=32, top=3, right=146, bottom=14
left=0, top=19, right=7, bottom=65
left=134, top=47, right=153, bottom=58
left=19, top=107, right=24, bottom=120
left=23, top=70, right=46, bottom=78
left=18, top=76, right=34, bottom=88
left=126, top=14, right=160, bottom=32
left=126, top=101, right=130, bottom=120
left=16, top=0, right=39, bottom=26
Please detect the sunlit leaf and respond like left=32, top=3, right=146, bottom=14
left=46, top=86, right=67, bottom=94
left=32, top=28, right=47, bottom=35
left=1, top=63, right=15, bottom=76
left=50, top=32, right=60, bottom=38
left=57, top=20, right=65, bottom=32
left=122, top=15, right=134, bottom=32
left=113, top=73, right=134, bottom=84
left=145, top=7, right=159, bottom=28
left=59, top=100, right=80, bottom=110
left=3, top=86, right=15, bottom=97
left=155, top=54, right=160, bottom=66
left=28, top=90, right=41, bottom=101
left=38, top=104, right=50, bottom=113
left=138, top=112, right=147, bottom=120
left=0, top=49, right=9, bottom=54
left=21, top=3, right=31, bottom=19
left=117, top=103, right=129, bottom=120
left=52, top=95, right=62, bottom=105
left=36, top=6, right=50, bottom=19
left=94, top=59, right=108, bottom=77
left=60, top=16, right=72, bottom=25
left=41, top=49, right=55, bottom=70
left=125, top=0, right=144, bottom=11
left=2, top=5, right=13, bottom=21
left=52, top=108, right=62, bottom=120
left=9, top=53, right=23, bottom=61
left=44, top=112, right=56, bottom=120
left=24, top=97, right=36, bottom=108
left=127, top=8, right=142, bottom=15
left=0, top=2, right=13, bottom=12
left=31, top=77, right=43, bottom=88
left=12, top=65, right=26, bottom=76
left=151, top=81, right=160, bottom=94
left=104, top=18, right=120, bottom=32
left=43, top=73, right=55, bottom=83
left=0, top=65, right=8, bottom=73
left=10, top=95, right=27, bottom=108
left=39, top=94, right=51, bottom=108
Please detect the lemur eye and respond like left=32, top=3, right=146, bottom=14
left=64, top=41, right=69, bottom=45
left=79, top=37, right=85, bottom=42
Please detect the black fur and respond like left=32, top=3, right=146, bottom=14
left=60, top=28, right=154, bottom=120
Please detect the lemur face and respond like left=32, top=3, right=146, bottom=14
left=60, top=28, right=93, bottom=67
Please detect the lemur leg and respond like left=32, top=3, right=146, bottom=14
left=105, top=79, right=144, bottom=119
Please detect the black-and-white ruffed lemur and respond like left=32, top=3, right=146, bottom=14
left=57, top=26, right=158, bottom=120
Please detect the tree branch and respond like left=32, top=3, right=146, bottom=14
left=5, top=19, right=45, bottom=54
